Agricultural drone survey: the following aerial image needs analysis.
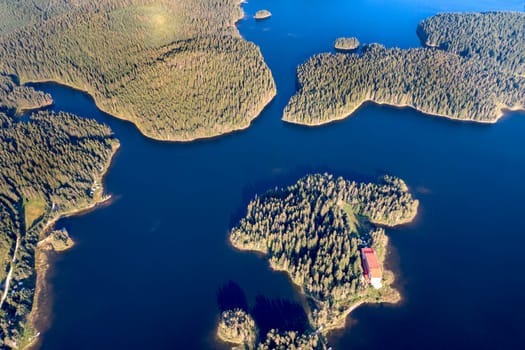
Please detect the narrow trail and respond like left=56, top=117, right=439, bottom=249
left=0, top=234, right=20, bottom=308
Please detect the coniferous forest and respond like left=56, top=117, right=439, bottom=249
left=0, top=110, right=118, bottom=348
left=0, top=0, right=274, bottom=346
left=0, top=0, right=276, bottom=141
left=1, top=2, right=522, bottom=350
left=283, top=12, right=525, bottom=125
left=225, top=174, right=418, bottom=348
left=418, top=12, right=525, bottom=75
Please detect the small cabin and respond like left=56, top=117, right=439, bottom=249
left=361, top=247, right=382, bottom=289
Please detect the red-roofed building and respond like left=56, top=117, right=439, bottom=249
left=361, top=248, right=382, bottom=289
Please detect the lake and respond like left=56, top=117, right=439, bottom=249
left=33, top=0, right=525, bottom=349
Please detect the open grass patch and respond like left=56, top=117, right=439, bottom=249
left=23, top=197, right=47, bottom=229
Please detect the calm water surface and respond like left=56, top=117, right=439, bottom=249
left=33, top=0, right=525, bottom=349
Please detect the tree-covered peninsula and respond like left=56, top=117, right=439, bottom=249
left=0, top=0, right=276, bottom=141
left=0, top=111, right=118, bottom=348
left=283, top=12, right=525, bottom=126
left=0, top=75, right=53, bottom=115
left=228, top=173, right=418, bottom=342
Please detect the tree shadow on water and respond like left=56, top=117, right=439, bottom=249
left=217, top=280, right=248, bottom=312
left=251, top=295, right=309, bottom=340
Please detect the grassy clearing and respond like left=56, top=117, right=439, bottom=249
left=341, top=202, right=360, bottom=233
left=23, top=197, right=47, bottom=230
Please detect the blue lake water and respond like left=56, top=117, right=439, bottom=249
left=30, top=0, right=525, bottom=349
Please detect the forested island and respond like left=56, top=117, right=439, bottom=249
left=0, top=110, right=118, bottom=348
left=0, top=0, right=276, bottom=141
left=283, top=12, right=525, bottom=125
left=221, top=174, right=418, bottom=349
left=217, top=309, right=257, bottom=348
left=254, top=10, right=272, bottom=20
left=334, top=37, right=359, bottom=51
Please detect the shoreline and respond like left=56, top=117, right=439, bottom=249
left=22, top=76, right=276, bottom=143
left=15, top=99, right=54, bottom=116
left=20, top=0, right=276, bottom=144
left=370, top=200, right=420, bottom=227
left=24, top=142, right=120, bottom=350
left=17, top=1, right=273, bottom=348
left=216, top=329, right=249, bottom=349
left=228, top=238, right=404, bottom=336
left=25, top=197, right=111, bottom=350
left=321, top=234, right=402, bottom=334
left=227, top=199, right=415, bottom=341
left=283, top=98, right=525, bottom=127
left=322, top=235, right=402, bottom=335
left=322, top=232, right=406, bottom=338
left=322, top=270, right=401, bottom=336
left=231, top=244, right=402, bottom=336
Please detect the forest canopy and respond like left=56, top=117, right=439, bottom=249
left=230, top=174, right=418, bottom=333
left=283, top=12, right=525, bottom=125
left=0, top=0, right=276, bottom=141
left=334, top=37, right=360, bottom=51
left=0, top=0, right=83, bottom=36
left=0, top=0, right=277, bottom=347
left=418, top=12, right=525, bottom=75
left=0, top=111, right=118, bottom=348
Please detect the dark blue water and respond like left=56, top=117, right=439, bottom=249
left=32, top=0, right=525, bottom=349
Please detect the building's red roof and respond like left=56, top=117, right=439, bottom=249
left=361, top=248, right=381, bottom=278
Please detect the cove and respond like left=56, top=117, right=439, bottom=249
left=31, top=0, right=525, bottom=349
